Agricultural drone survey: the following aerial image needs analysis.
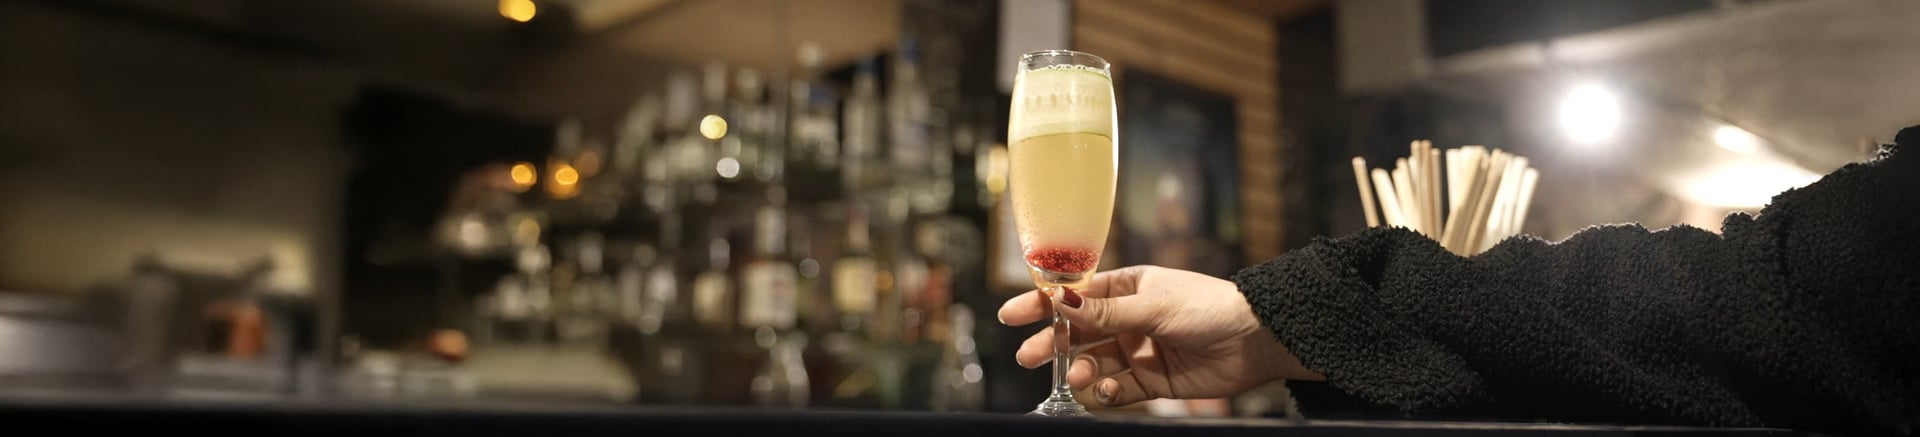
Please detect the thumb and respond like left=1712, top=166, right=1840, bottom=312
left=1056, top=286, right=1165, bottom=335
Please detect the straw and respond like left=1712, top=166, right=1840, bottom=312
left=1425, top=146, right=1442, bottom=239
left=1391, top=162, right=1418, bottom=234
left=1463, top=151, right=1511, bottom=254
left=1353, top=142, right=1540, bottom=256
left=1371, top=168, right=1404, bottom=228
left=1352, top=157, right=1379, bottom=228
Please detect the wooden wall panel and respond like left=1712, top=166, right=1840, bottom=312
left=1073, top=0, right=1284, bottom=262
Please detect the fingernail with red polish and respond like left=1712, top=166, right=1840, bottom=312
left=1061, top=287, right=1083, bottom=309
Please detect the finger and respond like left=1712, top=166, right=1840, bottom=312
left=1094, top=371, right=1159, bottom=407
left=1000, top=265, right=1153, bottom=327
left=1015, top=326, right=1054, bottom=368
left=1017, top=323, right=1112, bottom=366
left=1081, top=265, right=1151, bottom=298
left=1067, top=340, right=1128, bottom=390
left=1056, top=286, right=1168, bottom=336
left=996, top=289, right=1051, bottom=327
left=1105, top=336, right=1175, bottom=405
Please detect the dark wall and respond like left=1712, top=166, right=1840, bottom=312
left=0, top=0, right=352, bottom=296
left=1276, top=8, right=1343, bottom=251
left=1426, top=0, right=1721, bottom=57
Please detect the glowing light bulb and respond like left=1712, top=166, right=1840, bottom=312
left=1558, top=83, right=1621, bottom=146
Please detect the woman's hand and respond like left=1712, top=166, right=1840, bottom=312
left=998, top=265, right=1322, bottom=407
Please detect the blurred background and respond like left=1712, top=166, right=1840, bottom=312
left=0, top=0, right=1914, bottom=418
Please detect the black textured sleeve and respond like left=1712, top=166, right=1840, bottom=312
left=1233, top=127, right=1920, bottom=435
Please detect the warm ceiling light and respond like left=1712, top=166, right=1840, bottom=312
left=1558, top=82, right=1621, bottom=146
left=500, top=0, right=537, bottom=23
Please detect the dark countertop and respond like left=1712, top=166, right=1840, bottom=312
left=0, top=394, right=1802, bottom=437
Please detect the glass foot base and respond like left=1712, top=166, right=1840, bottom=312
left=1027, top=395, right=1093, bottom=417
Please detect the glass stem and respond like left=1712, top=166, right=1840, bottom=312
left=1050, top=287, right=1073, bottom=399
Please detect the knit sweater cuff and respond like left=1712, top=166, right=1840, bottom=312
left=1233, top=229, right=1490, bottom=418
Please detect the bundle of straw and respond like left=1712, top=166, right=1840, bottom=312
left=1351, top=140, right=1539, bottom=256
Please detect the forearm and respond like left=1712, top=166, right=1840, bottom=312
left=1236, top=135, right=1920, bottom=433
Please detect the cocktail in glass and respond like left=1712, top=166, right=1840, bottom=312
left=1006, top=49, right=1116, bottom=417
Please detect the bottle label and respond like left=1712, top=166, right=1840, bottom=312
left=646, top=266, right=678, bottom=305
left=741, top=263, right=798, bottom=329
left=832, top=258, right=876, bottom=316
left=693, top=273, right=730, bottom=329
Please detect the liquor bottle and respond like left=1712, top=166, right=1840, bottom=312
left=557, top=232, right=614, bottom=346
left=869, top=190, right=911, bottom=409
left=895, top=232, right=930, bottom=346
left=739, top=203, right=808, bottom=408
left=789, top=42, right=840, bottom=171
left=664, top=68, right=717, bottom=203
left=822, top=201, right=880, bottom=409
left=640, top=123, right=678, bottom=215
left=750, top=327, right=810, bottom=408
left=928, top=305, right=985, bottom=412
left=876, top=189, right=917, bottom=347
left=730, top=68, right=779, bottom=182
left=738, top=205, right=798, bottom=332
left=613, top=94, right=662, bottom=183
left=691, top=236, right=734, bottom=334
left=832, top=202, right=878, bottom=334
left=693, top=231, right=745, bottom=405
left=788, top=212, right=830, bottom=333
left=841, top=59, right=883, bottom=191
left=788, top=210, right=839, bottom=405
left=888, top=38, right=934, bottom=185
left=616, top=243, right=655, bottom=329
left=641, top=213, right=705, bottom=405
left=494, top=242, right=553, bottom=344
left=580, top=232, right=620, bottom=321
left=639, top=214, right=685, bottom=337
left=914, top=220, right=954, bottom=345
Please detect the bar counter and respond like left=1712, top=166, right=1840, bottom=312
left=0, top=394, right=1801, bottom=436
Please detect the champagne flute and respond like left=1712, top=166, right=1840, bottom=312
left=1007, top=50, right=1117, bottom=417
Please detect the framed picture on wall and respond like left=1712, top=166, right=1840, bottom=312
left=1115, top=70, right=1243, bottom=278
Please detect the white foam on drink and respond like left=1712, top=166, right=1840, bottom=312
left=1009, top=65, right=1115, bottom=142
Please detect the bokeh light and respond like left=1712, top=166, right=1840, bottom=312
left=509, top=161, right=536, bottom=191
left=499, top=0, right=536, bottom=23
left=699, top=114, right=728, bottom=140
